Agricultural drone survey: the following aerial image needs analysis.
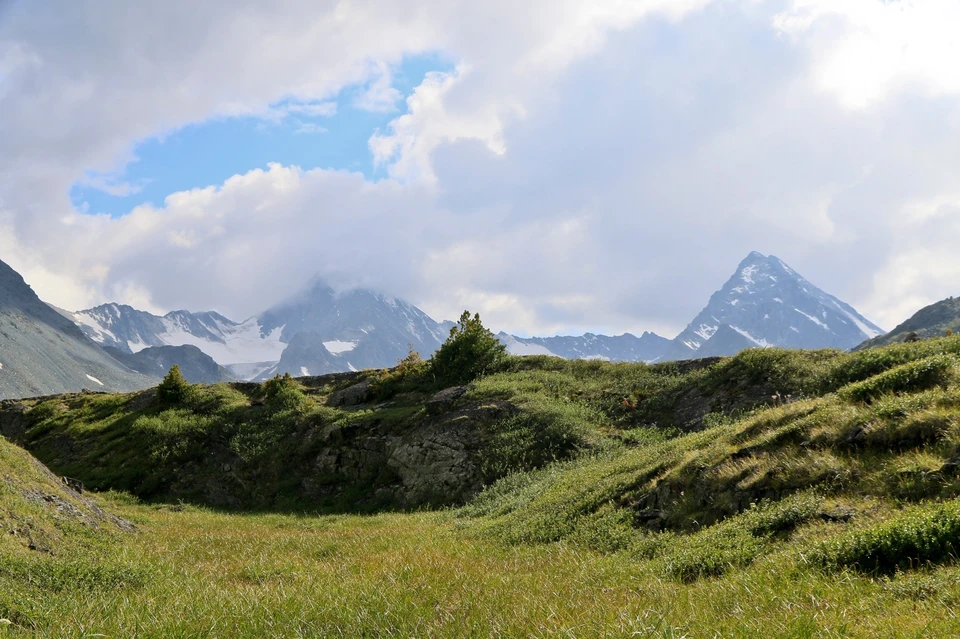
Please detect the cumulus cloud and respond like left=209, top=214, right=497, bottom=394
left=2, top=0, right=960, bottom=338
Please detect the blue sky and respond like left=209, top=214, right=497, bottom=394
left=5, top=0, right=960, bottom=336
left=70, top=54, right=453, bottom=218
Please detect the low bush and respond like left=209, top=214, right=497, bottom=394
left=371, top=348, right=431, bottom=398
left=659, top=493, right=822, bottom=581
left=479, top=397, right=593, bottom=479
left=838, top=355, right=956, bottom=404
left=809, top=500, right=960, bottom=573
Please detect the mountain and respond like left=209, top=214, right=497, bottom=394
left=499, top=331, right=670, bottom=362
left=72, top=304, right=286, bottom=365
left=0, top=259, right=154, bottom=399
left=662, top=252, right=885, bottom=361
left=72, top=279, right=451, bottom=380
left=854, top=296, right=960, bottom=350
left=103, top=345, right=234, bottom=384
left=252, top=280, right=450, bottom=379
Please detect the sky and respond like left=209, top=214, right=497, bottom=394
left=3, top=0, right=960, bottom=339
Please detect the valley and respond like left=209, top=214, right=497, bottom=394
left=5, top=332, right=960, bottom=635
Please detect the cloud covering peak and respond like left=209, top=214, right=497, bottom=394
left=1, top=0, right=959, bottom=336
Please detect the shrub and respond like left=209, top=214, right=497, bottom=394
left=430, top=311, right=507, bottom=386
left=480, top=403, right=589, bottom=479
left=567, top=503, right=639, bottom=553
left=659, top=493, right=822, bottom=581
left=372, top=347, right=431, bottom=398
left=825, top=337, right=960, bottom=391
left=659, top=524, right=766, bottom=581
left=809, top=501, right=960, bottom=573
left=838, top=355, right=956, bottom=404
left=863, top=408, right=955, bottom=449
left=264, top=373, right=308, bottom=413
left=157, top=365, right=191, bottom=404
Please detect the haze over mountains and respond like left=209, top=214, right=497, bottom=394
left=73, top=279, right=455, bottom=381
left=66, top=251, right=887, bottom=377
left=0, top=251, right=902, bottom=398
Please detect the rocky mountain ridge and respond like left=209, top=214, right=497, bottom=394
left=855, top=296, right=960, bottom=350
left=0, top=259, right=154, bottom=399
left=660, top=252, right=884, bottom=360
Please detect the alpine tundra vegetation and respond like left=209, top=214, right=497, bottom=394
left=5, top=325, right=960, bottom=635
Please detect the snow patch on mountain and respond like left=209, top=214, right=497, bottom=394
left=729, top=326, right=769, bottom=347
left=794, top=308, right=828, bottom=330
left=323, top=340, right=357, bottom=354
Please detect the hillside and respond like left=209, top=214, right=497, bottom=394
left=856, top=295, right=960, bottom=350
left=103, top=344, right=235, bottom=384
left=0, top=259, right=155, bottom=399
left=5, top=338, right=960, bottom=633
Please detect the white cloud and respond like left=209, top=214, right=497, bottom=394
left=775, top=0, right=960, bottom=109
left=353, top=62, right=402, bottom=113
left=293, top=122, right=328, bottom=135
left=3, top=0, right=960, bottom=339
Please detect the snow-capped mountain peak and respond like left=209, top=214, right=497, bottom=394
left=72, top=278, right=452, bottom=380
left=662, top=252, right=884, bottom=360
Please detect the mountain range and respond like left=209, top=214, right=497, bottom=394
left=0, top=251, right=903, bottom=399
left=72, top=279, right=453, bottom=381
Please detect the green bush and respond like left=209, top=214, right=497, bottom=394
left=659, top=493, right=822, bottom=581
left=810, top=501, right=960, bottom=573
left=838, top=355, right=956, bottom=404
left=264, top=373, right=308, bottom=413
left=825, top=336, right=960, bottom=391
left=430, top=311, right=507, bottom=386
left=372, top=348, right=431, bottom=398
left=157, top=365, right=191, bottom=404
left=567, top=503, right=639, bottom=553
left=659, top=525, right=766, bottom=582
left=480, top=400, right=590, bottom=479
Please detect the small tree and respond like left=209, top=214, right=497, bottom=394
left=430, top=311, right=507, bottom=386
left=157, top=365, right=190, bottom=404
left=264, top=373, right=307, bottom=412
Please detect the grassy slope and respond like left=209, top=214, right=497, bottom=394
left=855, top=296, right=960, bottom=350
left=6, top=338, right=960, bottom=634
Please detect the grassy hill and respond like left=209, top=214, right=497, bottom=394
left=5, top=338, right=960, bottom=634
left=856, top=295, right=960, bottom=350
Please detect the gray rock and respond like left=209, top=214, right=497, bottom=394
left=327, top=380, right=373, bottom=407
left=424, top=384, right=474, bottom=415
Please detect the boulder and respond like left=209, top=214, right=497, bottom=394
left=327, top=380, right=373, bottom=407
left=425, top=384, right=474, bottom=415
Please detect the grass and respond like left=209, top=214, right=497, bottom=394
left=9, top=338, right=960, bottom=634
left=0, top=498, right=958, bottom=637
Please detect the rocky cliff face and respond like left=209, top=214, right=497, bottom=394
left=0, top=376, right=506, bottom=511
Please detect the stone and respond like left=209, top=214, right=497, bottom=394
left=425, top=384, right=474, bottom=415
left=61, top=476, right=84, bottom=493
left=327, top=380, right=373, bottom=407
